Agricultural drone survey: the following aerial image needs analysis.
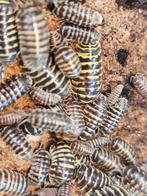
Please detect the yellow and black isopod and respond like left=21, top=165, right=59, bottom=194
left=48, top=141, right=76, bottom=186
left=71, top=41, right=102, bottom=103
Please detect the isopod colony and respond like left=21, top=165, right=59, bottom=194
left=0, top=0, right=147, bottom=196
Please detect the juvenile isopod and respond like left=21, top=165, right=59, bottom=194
left=130, top=72, right=147, bottom=98
left=99, top=98, right=128, bottom=135
left=0, top=110, right=26, bottom=125
left=107, top=84, right=124, bottom=106
left=29, top=87, right=61, bottom=106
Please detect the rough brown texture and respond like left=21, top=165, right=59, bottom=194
left=0, top=0, right=146, bottom=195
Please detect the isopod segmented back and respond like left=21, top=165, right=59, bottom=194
left=57, top=183, right=71, bottom=196
left=72, top=163, right=112, bottom=193
left=0, top=0, right=19, bottom=66
left=28, top=148, right=51, bottom=185
left=99, top=97, right=128, bottom=135
left=22, top=56, right=70, bottom=97
left=69, top=140, right=94, bottom=156
left=16, top=3, right=49, bottom=71
left=0, top=74, right=32, bottom=110
left=54, top=45, right=81, bottom=78
left=80, top=94, right=107, bottom=140
left=48, top=141, right=76, bottom=186
left=0, top=110, right=26, bottom=125
left=91, top=147, right=122, bottom=173
left=59, top=23, right=101, bottom=43
left=107, top=138, right=137, bottom=165
left=107, top=84, right=124, bottom=106
left=0, top=168, right=28, bottom=196
left=62, top=97, right=85, bottom=137
left=71, top=41, right=102, bottom=103
left=29, top=87, right=61, bottom=106
left=48, top=31, right=67, bottom=52
left=130, top=72, right=147, bottom=98
left=0, top=125, right=33, bottom=160
left=53, top=1, right=103, bottom=28
left=28, top=108, right=75, bottom=134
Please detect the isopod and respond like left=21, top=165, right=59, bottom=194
left=0, top=125, right=33, bottom=160
left=0, top=74, right=32, bottom=110
left=59, top=23, right=101, bottom=43
left=0, top=168, right=28, bottom=195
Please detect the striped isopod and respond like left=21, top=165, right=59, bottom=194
left=121, top=165, right=147, bottom=195
left=107, top=138, right=137, bottom=165
left=29, top=87, right=61, bottom=106
left=0, top=110, right=26, bottom=125
left=130, top=72, right=147, bottom=98
left=62, top=98, right=86, bottom=137
left=16, top=3, right=49, bottom=71
left=0, top=168, right=28, bottom=195
left=71, top=41, right=102, bottom=103
left=28, top=108, right=76, bottom=134
left=69, top=140, right=94, bottom=156
left=48, top=31, right=67, bottom=52
left=91, top=147, right=122, bottom=173
left=22, top=56, right=70, bottom=97
left=107, top=84, right=124, bottom=106
left=100, top=185, right=131, bottom=196
left=75, top=154, right=91, bottom=166
left=0, top=126, right=33, bottom=160
left=0, top=74, right=32, bottom=110
left=54, top=46, right=81, bottom=78
left=0, top=0, right=19, bottom=71
left=57, top=183, right=71, bottom=196
left=53, top=1, right=103, bottom=28
left=85, top=185, right=131, bottom=196
left=86, top=135, right=109, bottom=149
left=59, top=23, right=101, bottom=43
left=18, top=117, right=45, bottom=135
left=28, top=148, right=51, bottom=185
left=48, top=141, right=76, bottom=186
left=79, top=94, right=107, bottom=140
left=72, top=164, right=112, bottom=193
left=99, top=97, right=128, bottom=135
